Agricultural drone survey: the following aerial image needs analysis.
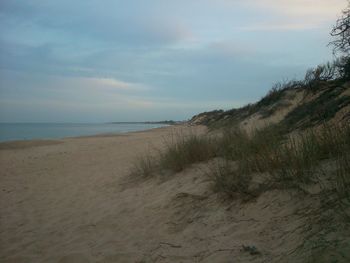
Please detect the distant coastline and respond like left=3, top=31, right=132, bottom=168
left=108, top=120, right=182, bottom=125
left=0, top=122, right=171, bottom=142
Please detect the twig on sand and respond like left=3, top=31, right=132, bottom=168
left=159, top=242, right=182, bottom=248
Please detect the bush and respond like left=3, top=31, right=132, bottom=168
left=255, top=79, right=302, bottom=110
left=258, top=84, right=285, bottom=106
left=334, top=56, right=350, bottom=81
left=304, top=62, right=337, bottom=92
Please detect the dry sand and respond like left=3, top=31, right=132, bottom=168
left=0, top=125, right=325, bottom=262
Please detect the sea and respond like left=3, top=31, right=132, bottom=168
left=0, top=123, right=168, bottom=142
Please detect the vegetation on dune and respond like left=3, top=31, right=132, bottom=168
left=211, top=123, right=350, bottom=198
left=132, top=122, right=350, bottom=203
left=131, top=154, right=158, bottom=178
left=132, top=3, right=350, bottom=203
left=159, top=132, right=217, bottom=172
left=282, top=84, right=350, bottom=130
left=209, top=159, right=254, bottom=200
left=131, top=132, right=217, bottom=176
left=193, top=57, right=350, bottom=129
left=129, top=4, right=350, bottom=262
left=131, top=121, right=350, bottom=261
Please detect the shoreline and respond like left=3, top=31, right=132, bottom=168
left=0, top=123, right=179, bottom=146
left=0, top=124, right=208, bottom=262
left=0, top=125, right=205, bottom=263
left=2, top=122, right=347, bottom=262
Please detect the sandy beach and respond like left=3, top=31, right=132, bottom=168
left=0, top=124, right=332, bottom=262
left=1, top=125, right=211, bottom=263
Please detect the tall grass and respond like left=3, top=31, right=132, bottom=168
left=131, top=132, right=217, bottom=176
left=132, top=122, right=350, bottom=202
left=334, top=153, right=350, bottom=201
left=217, top=125, right=283, bottom=162
left=332, top=153, right=350, bottom=220
left=210, top=123, right=350, bottom=197
left=159, top=132, right=217, bottom=172
left=131, top=154, right=158, bottom=178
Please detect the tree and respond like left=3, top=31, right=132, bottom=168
left=330, top=2, right=350, bottom=54
left=329, top=2, right=350, bottom=81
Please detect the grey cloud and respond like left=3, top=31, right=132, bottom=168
left=0, top=0, right=338, bottom=122
left=0, top=0, right=193, bottom=47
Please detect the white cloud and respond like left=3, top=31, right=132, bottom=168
left=57, top=76, right=149, bottom=92
left=208, top=40, right=257, bottom=57
left=218, top=0, right=347, bottom=31
left=239, top=21, right=321, bottom=31
left=129, top=97, right=245, bottom=111
left=255, top=0, right=346, bottom=18
left=87, top=77, right=144, bottom=91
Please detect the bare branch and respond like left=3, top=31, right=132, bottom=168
left=329, top=3, right=350, bottom=54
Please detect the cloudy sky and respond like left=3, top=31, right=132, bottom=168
left=0, top=0, right=347, bottom=122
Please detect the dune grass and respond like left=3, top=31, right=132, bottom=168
left=159, top=132, right=217, bottom=172
left=210, top=122, right=350, bottom=197
left=334, top=153, right=350, bottom=202
left=131, top=131, right=217, bottom=177
left=131, top=154, right=158, bottom=178
left=209, top=160, right=254, bottom=199
left=132, top=122, right=350, bottom=202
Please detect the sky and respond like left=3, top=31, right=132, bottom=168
left=0, top=0, right=347, bottom=122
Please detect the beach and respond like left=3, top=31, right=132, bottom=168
left=2, top=1, right=349, bottom=262
left=1, top=125, right=211, bottom=263
left=0, top=124, right=343, bottom=262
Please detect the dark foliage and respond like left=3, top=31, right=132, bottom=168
left=335, top=56, right=350, bottom=81
left=282, top=85, right=350, bottom=129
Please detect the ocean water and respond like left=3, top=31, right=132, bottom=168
left=0, top=123, right=168, bottom=142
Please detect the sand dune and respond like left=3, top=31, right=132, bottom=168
left=0, top=125, right=331, bottom=262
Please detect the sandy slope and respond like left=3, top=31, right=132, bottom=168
left=0, top=125, right=342, bottom=263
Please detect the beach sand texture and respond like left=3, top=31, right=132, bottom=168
left=1, top=125, right=312, bottom=263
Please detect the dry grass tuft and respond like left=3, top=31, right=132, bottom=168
left=209, top=160, right=254, bottom=200
left=159, top=132, right=217, bottom=172
left=211, top=123, right=350, bottom=198
left=131, top=154, right=158, bottom=178
left=131, top=122, right=350, bottom=202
